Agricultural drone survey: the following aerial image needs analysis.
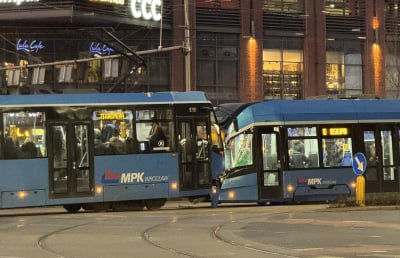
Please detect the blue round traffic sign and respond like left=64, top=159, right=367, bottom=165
left=352, top=152, right=367, bottom=175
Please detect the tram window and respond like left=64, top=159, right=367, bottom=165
left=135, top=108, right=174, bottom=153
left=226, top=133, right=253, bottom=169
left=322, top=137, right=352, bottom=167
left=210, top=112, right=223, bottom=149
left=262, top=133, right=278, bottom=186
left=364, top=131, right=377, bottom=181
left=3, top=111, right=46, bottom=159
left=287, top=127, right=318, bottom=169
left=382, top=130, right=395, bottom=181
left=92, top=109, right=133, bottom=155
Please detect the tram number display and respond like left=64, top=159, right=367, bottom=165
left=322, top=127, right=349, bottom=136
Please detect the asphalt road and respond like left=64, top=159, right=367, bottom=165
left=0, top=201, right=399, bottom=258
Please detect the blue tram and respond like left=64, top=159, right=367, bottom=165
left=0, top=91, right=224, bottom=212
left=216, top=98, right=400, bottom=205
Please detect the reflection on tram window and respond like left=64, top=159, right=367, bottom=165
left=381, top=130, right=395, bottom=181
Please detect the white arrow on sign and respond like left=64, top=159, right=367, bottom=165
left=354, top=156, right=364, bottom=172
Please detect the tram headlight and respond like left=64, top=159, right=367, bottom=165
left=171, top=182, right=178, bottom=190
left=287, top=184, right=294, bottom=193
left=228, top=191, right=235, bottom=199
left=350, top=181, right=356, bottom=189
left=17, top=191, right=27, bottom=199
left=96, top=186, right=103, bottom=195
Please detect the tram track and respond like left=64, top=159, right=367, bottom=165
left=140, top=209, right=304, bottom=258
left=211, top=213, right=301, bottom=258
left=142, top=217, right=203, bottom=258
left=0, top=203, right=329, bottom=258
left=36, top=221, right=95, bottom=258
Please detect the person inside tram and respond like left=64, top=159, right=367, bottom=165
left=101, top=120, right=117, bottom=142
left=94, top=128, right=109, bottom=155
left=367, top=142, right=376, bottom=166
left=288, top=139, right=309, bottom=168
left=196, top=125, right=208, bottom=159
left=331, top=138, right=344, bottom=166
left=4, top=136, right=17, bottom=159
left=20, top=137, right=40, bottom=158
left=149, top=123, right=168, bottom=151
left=109, top=128, right=125, bottom=154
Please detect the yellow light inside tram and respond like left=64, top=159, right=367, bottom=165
left=171, top=182, right=178, bottom=190
left=17, top=191, right=27, bottom=199
left=228, top=191, right=235, bottom=199
left=96, top=186, right=103, bottom=194
left=287, top=185, right=294, bottom=193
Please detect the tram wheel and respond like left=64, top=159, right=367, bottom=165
left=63, top=204, right=81, bottom=213
left=145, top=199, right=166, bottom=210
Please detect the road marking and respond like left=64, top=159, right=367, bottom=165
left=294, top=248, right=323, bottom=252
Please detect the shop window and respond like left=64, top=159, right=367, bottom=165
left=263, top=0, right=305, bottom=13
left=324, top=0, right=348, bottom=16
left=88, top=59, right=101, bottom=83
left=326, top=40, right=362, bottom=96
left=196, top=32, right=239, bottom=103
left=147, top=55, right=169, bottom=87
left=263, top=37, right=303, bottom=99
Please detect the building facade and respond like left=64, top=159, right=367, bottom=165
left=0, top=0, right=398, bottom=104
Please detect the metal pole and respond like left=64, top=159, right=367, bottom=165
left=184, top=0, right=191, bottom=92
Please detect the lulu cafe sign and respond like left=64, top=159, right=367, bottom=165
left=90, top=0, right=162, bottom=22
left=16, top=39, right=45, bottom=53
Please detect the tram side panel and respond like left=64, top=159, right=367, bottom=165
left=1, top=159, right=48, bottom=208
left=282, top=168, right=357, bottom=203
left=94, top=153, right=180, bottom=202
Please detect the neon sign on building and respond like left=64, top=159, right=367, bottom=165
left=16, top=39, right=45, bottom=53
left=90, top=42, right=115, bottom=56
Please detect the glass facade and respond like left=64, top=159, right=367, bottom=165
left=0, top=0, right=393, bottom=102
left=326, top=39, right=363, bottom=95
left=196, top=32, right=239, bottom=104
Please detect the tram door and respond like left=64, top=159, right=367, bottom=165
left=362, top=126, right=398, bottom=193
left=48, top=121, right=94, bottom=198
left=178, top=118, right=211, bottom=190
left=258, top=128, right=282, bottom=199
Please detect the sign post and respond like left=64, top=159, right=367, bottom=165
left=352, top=152, right=367, bottom=206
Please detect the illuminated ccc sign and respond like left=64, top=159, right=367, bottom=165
left=0, top=0, right=38, bottom=5
left=130, top=0, right=162, bottom=21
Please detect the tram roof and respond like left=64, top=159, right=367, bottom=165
left=0, top=91, right=210, bottom=107
left=236, top=99, right=400, bottom=129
